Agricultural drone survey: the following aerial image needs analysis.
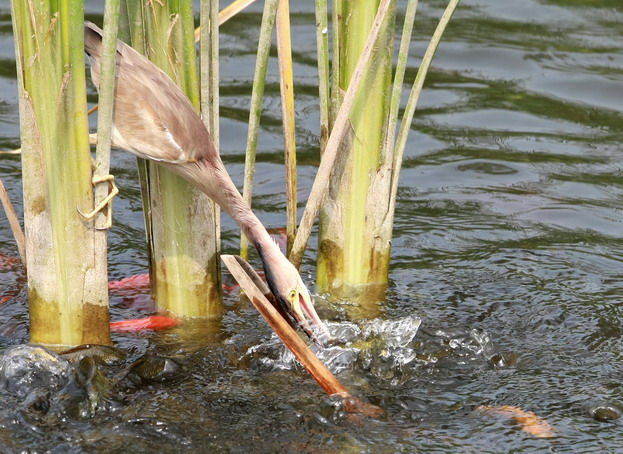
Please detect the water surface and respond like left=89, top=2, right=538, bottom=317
left=0, top=0, right=622, bottom=451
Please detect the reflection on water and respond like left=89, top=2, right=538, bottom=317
left=0, top=0, right=623, bottom=451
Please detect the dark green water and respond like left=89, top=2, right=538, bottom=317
left=0, top=0, right=622, bottom=452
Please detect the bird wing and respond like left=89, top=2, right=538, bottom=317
left=85, top=22, right=214, bottom=165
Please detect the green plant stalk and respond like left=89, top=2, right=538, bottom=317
left=289, top=0, right=393, bottom=270
left=380, top=0, right=460, bottom=241
left=380, top=0, right=418, bottom=169
left=93, top=0, right=120, bottom=230
left=126, top=0, right=146, bottom=53
left=90, top=0, right=121, bottom=347
left=329, top=0, right=342, bottom=127
left=358, top=0, right=417, bottom=283
left=239, top=0, right=279, bottom=259
left=118, top=0, right=131, bottom=43
left=201, top=0, right=223, bottom=303
left=142, top=0, right=222, bottom=317
left=11, top=0, right=110, bottom=347
left=124, top=0, right=154, bottom=281
left=315, top=0, right=330, bottom=152
left=200, top=0, right=220, bottom=145
left=276, top=0, right=297, bottom=255
left=316, top=0, right=395, bottom=302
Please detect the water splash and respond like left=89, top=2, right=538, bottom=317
left=0, top=345, right=71, bottom=398
left=246, top=315, right=422, bottom=379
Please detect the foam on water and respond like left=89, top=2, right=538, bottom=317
left=246, top=315, right=423, bottom=376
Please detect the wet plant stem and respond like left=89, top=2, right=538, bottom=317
left=315, top=0, right=330, bottom=152
left=240, top=0, right=279, bottom=259
left=10, top=0, right=110, bottom=346
left=380, top=0, right=418, bottom=170
left=289, top=0, right=394, bottom=269
left=383, top=0, right=460, bottom=235
left=0, top=176, right=25, bottom=264
left=141, top=0, right=222, bottom=317
left=200, top=0, right=223, bottom=293
left=93, top=0, right=120, bottom=230
left=276, top=0, right=297, bottom=255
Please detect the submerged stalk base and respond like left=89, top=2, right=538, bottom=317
left=29, top=295, right=111, bottom=348
left=316, top=0, right=395, bottom=312
left=317, top=238, right=389, bottom=318
left=11, top=0, right=111, bottom=347
left=141, top=0, right=222, bottom=317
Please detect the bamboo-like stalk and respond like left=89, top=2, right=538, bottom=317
left=308, top=0, right=459, bottom=306
left=93, top=0, right=121, bottom=231
left=379, top=0, right=460, bottom=241
left=125, top=0, right=146, bottom=53
left=201, top=0, right=220, bottom=145
left=0, top=176, right=25, bottom=264
left=329, top=0, right=342, bottom=127
left=315, top=0, right=396, bottom=304
left=379, top=0, right=418, bottom=170
left=315, top=0, right=330, bottom=152
left=194, top=0, right=259, bottom=42
left=276, top=0, right=297, bottom=255
left=289, top=0, right=394, bottom=269
left=123, top=0, right=154, bottom=282
left=118, top=0, right=131, bottom=43
left=141, top=0, right=222, bottom=317
left=10, top=0, right=110, bottom=347
left=200, top=0, right=222, bottom=292
left=239, top=0, right=279, bottom=259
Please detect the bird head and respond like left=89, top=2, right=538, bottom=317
left=260, top=247, right=330, bottom=346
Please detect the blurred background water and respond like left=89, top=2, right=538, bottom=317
left=0, top=0, right=622, bottom=451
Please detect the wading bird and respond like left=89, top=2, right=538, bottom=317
left=84, top=22, right=329, bottom=344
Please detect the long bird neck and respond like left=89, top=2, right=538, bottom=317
left=164, top=156, right=284, bottom=269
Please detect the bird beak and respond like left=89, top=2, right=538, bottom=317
left=289, top=279, right=331, bottom=347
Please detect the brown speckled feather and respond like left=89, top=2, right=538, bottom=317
left=85, top=22, right=213, bottom=165
left=84, top=22, right=330, bottom=344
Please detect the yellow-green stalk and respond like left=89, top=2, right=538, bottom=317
left=379, top=0, right=460, bottom=244
left=123, top=0, right=153, bottom=281
left=10, top=0, right=110, bottom=347
left=315, top=0, right=330, bottom=152
left=276, top=0, right=297, bottom=255
left=289, top=0, right=392, bottom=270
left=240, top=0, right=279, bottom=259
left=316, top=0, right=396, bottom=304
left=200, top=0, right=222, bottom=299
left=0, top=175, right=25, bottom=264
left=141, top=0, right=222, bottom=317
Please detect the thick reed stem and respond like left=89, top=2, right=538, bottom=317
left=11, top=0, right=110, bottom=347
left=240, top=0, right=279, bottom=259
left=141, top=0, right=222, bottom=317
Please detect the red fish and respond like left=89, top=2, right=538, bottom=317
left=108, top=272, right=264, bottom=294
left=0, top=252, right=20, bottom=272
left=108, top=273, right=150, bottom=292
left=110, top=315, right=180, bottom=332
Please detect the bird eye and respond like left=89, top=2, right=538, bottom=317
left=289, top=290, right=296, bottom=301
